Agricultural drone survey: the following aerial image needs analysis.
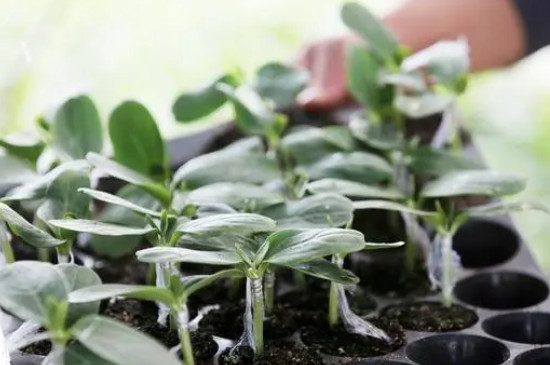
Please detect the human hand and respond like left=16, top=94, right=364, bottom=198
left=297, top=34, right=360, bottom=111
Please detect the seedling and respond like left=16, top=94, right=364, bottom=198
left=354, top=170, right=548, bottom=307
left=136, top=227, right=368, bottom=357
left=0, top=261, right=181, bottom=365
left=67, top=270, right=242, bottom=365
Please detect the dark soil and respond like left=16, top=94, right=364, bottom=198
left=353, top=251, right=433, bottom=298
left=300, top=317, right=405, bottom=358
left=90, top=257, right=149, bottom=284
left=189, top=277, right=245, bottom=309
left=22, top=338, right=51, bottom=356
left=219, top=342, right=325, bottom=365
left=199, top=302, right=297, bottom=340
left=382, top=301, right=478, bottom=332
left=279, top=286, right=377, bottom=327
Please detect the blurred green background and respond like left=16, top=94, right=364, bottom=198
left=2, top=0, right=550, bottom=271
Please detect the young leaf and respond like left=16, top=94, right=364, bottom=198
left=410, top=146, right=480, bottom=177
left=216, top=84, right=278, bottom=137
left=349, top=114, right=401, bottom=150
left=71, top=315, right=181, bottom=365
left=307, top=178, right=403, bottom=200
left=0, top=261, right=68, bottom=324
left=341, top=2, right=399, bottom=64
left=0, top=132, right=45, bottom=164
left=64, top=342, right=116, bottom=365
left=187, top=182, right=284, bottom=212
left=177, top=213, right=276, bottom=236
left=306, top=152, right=393, bottom=184
left=87, top=153, right=171, bottom=206
left=136, top=247, right=240, bottom=265
left=0, top=203, right=65, bottom=248
left=45, top=168, right=92, bottom=219
left=52, top=95, right=103, bottom=159
left=255, top=62, right=309, bottom=109
left=49, top=219, right=155, bottom=236
left=262, top=193, right=354, bottom=229
left=281, top=127, right=345, bottom=166
left=89, top=185, right=162, bottom=258
left=69, top=284, right=177, bottom=308
left=0, top=156, right=37, bottom=188
left=342, top=2, right=399, bottom=62
left=172, top=73, right=239, bottom=123
left=57, top=264, right=102, bottom=324
left=109, top=101, right=167, bottom=181
left=353, top=200, right=437, bottom=217
left=264, top=228, right=365, bottom=265
left=180, top=269, right=245, bottom=298
left=79, top=188, right=164, bottom=218
left=172, top=150, right=278, bottom=189
left=289, top=259, right=359, bottom=285
left=463, top=201, right=549, bottom=218
left=421, top=171, right=526, bottom=198
left=394, top=92, right=452, bottom=119
left=3, top=160, right=90, bottom=202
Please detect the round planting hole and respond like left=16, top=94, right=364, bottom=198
left=406, top=334, right=510, bottom=365
left=382, top=301, right=478, bottom=332
left=514, top=347, right=550, bottom=365
left=454, top=272, right=549, bottom=310
left=483, top=312, right=550, bottom=344
left=453, top=219, right=519, bottom=268
left=346, top=361, right=409, bottom=365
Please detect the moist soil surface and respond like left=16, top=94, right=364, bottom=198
left=22, top=338, right=52, bottom=356
left=218, top=342, right=325, bottom=365
left=279, top=286, right=377, bottom=327
left=354, top=251, right=433, bottom=298
left=300, top=317, right=405, bottom=358
left=100, top=299, right=216, bottom=360
left=382, top=301, right=478, bottom=332
left=199, top=301, right=297, bottom=340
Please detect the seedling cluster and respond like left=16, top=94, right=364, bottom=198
left=0, top=2, right=547, bottom=365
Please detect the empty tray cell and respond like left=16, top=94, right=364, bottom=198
left=483, top=312, right=550, bottom=344
left=514, top=347, right=550, bottom=365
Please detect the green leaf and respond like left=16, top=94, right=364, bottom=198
left=306, top=152, right=393, bottom=184
left=90, top=185, right=161, bottom=258
left=0, top=261, right=67, bottom=325
left=345, top=44, right=392, bottom=113
left=69, top=284, right=177, bottom=308
left=394, top=92, right=452, bottom=119
left=71, top=315, right=181, bottom=365
left=80, top=188, right=164, bottom=218
left=0, top=132, right=45, bottom=164
left=363, top=241, right=404, bottom=250
left=463, top=201, right=550, bottom=218
left=172, top=73, right=239, bottom=123
left=177, top=213, right=276, bottom=236
left=0, top=156, right=37, bottom=188
left=181, top=269, right=245, bottom=298
left=87, top=153, right=171, bottom=206
left=349, top=114, right=401, bottom=150
left=187, top=182, right=284, bottom=212
left=307, top=178, right=403, bottom=200
left=281, top=127, right=346, bottom=166
left=136, top=247, right=240, bottom=265
left=353, top=200, right=437, bottom=217
left=64, top=343, right=116, bottom=365
left=321, top=126, right=358, bottom=151
left=264, top=228, right=365, bottom=265
left=49, top=219, right=155, bottom=236
left=3, top=160, right=90, bottom=202
left=217, top=84, right=278, bottom=137
left=255, top=62, right=309, bottom=109
left=52, top=95, right=103, bottom=159
left=341, top=2, right=399, bottom=64
left=421, top=171, right=526, bottom=198
left=0, top=202, right=64, bottom=248
left=45, top=167, right=91, bottom=219
left=410, top=146, right=480, bottom=177
left=172, top=150, right=278, bottom=189
left=57, top=264, right=102, bottom=325
left=289, top=259, right=359, bottom=285
left=109, top=101, right=167, bottom=180
left=262, top=193, right=354, bottom=229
